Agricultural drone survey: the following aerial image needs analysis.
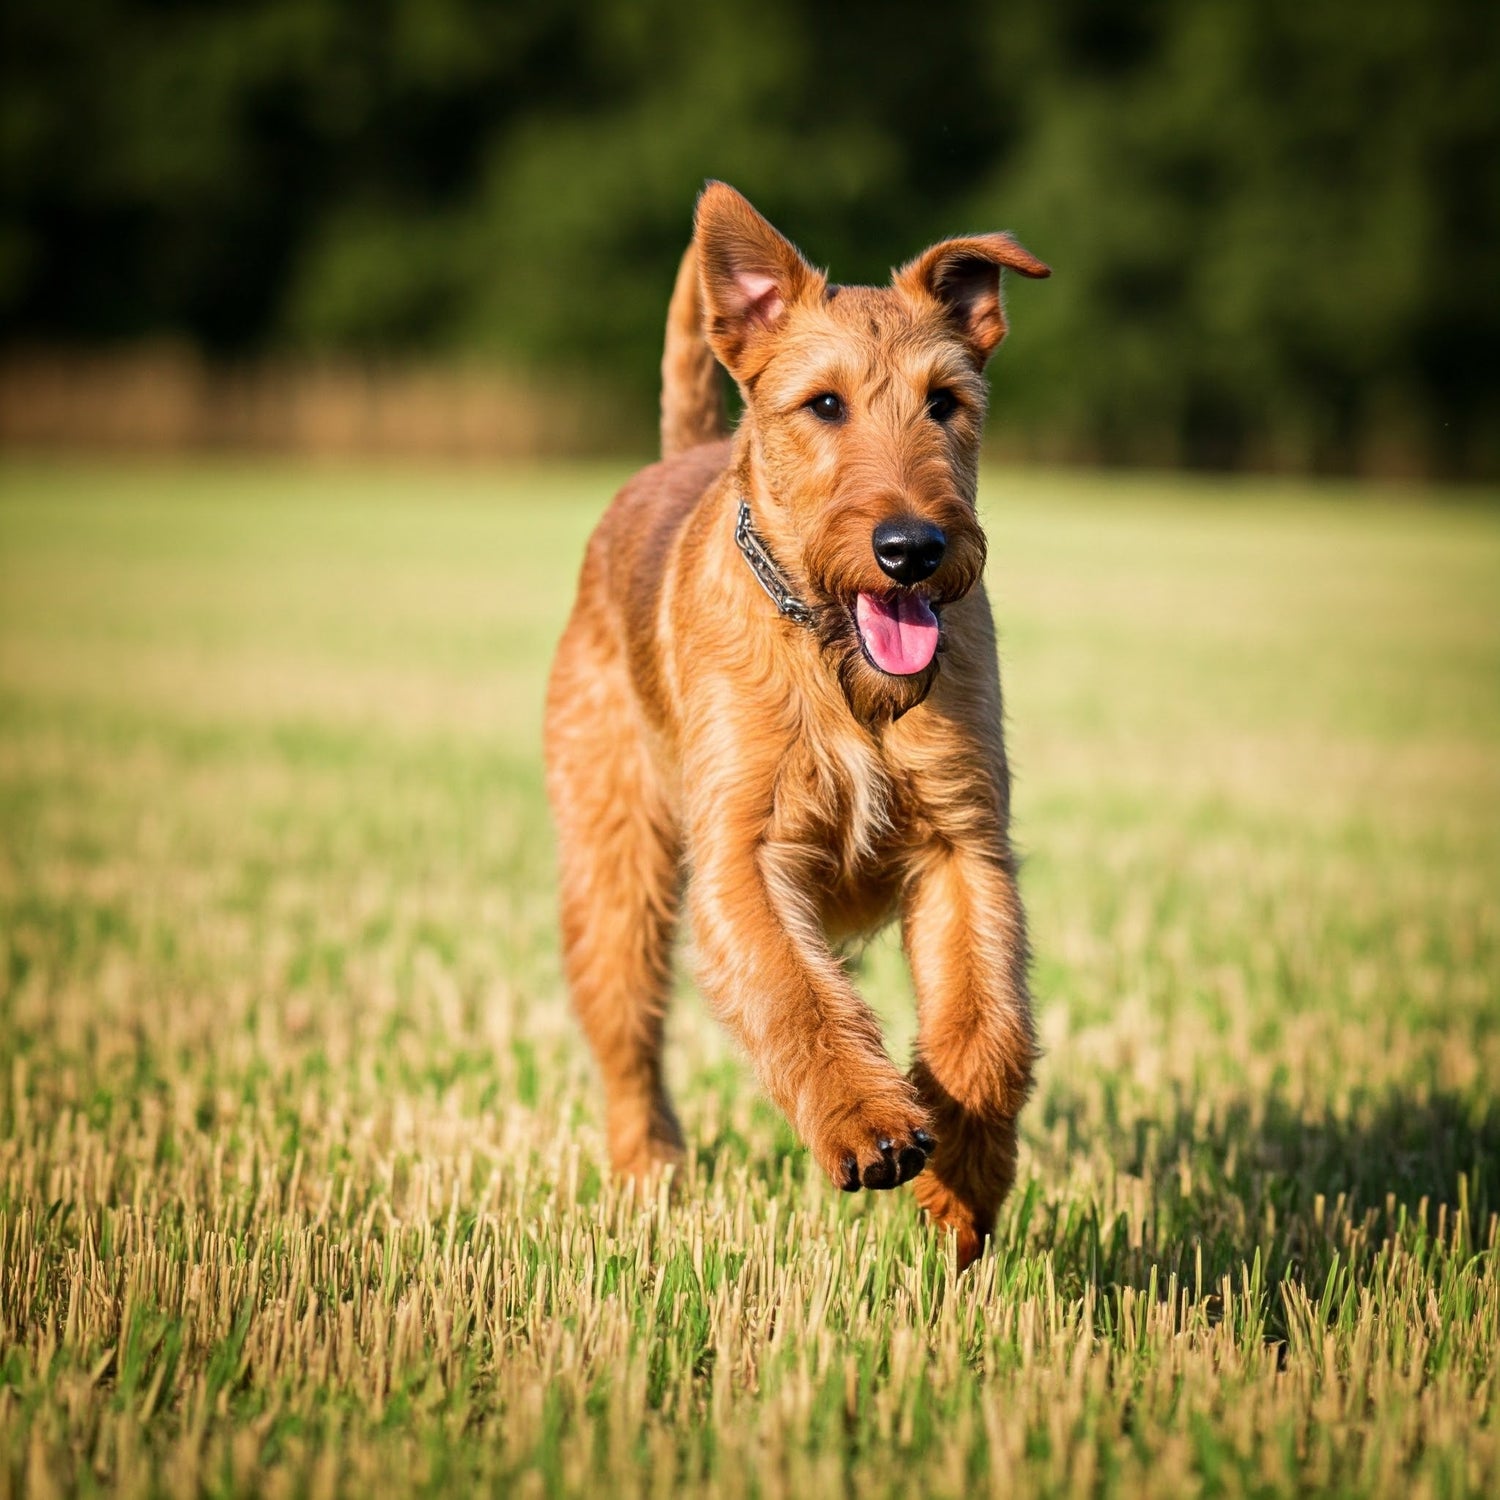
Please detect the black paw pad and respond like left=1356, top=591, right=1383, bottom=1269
left=896, top=1144, right=928, bottom=1183
left=862, top=1149, right=898, bottom=1190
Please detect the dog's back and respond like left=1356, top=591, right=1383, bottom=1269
left=559, top=241, right=745, bottom=729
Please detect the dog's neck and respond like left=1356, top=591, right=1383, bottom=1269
left=730, top=489, right=938, bottom=728
left=726, top=444, right=940, bottom=727
left=733, top=497, right=815, bottom=629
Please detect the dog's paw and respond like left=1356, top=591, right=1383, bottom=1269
left=607, top=1110, right=687, bottom=1192
left=819, top=1104, right=934, bottom=1192
left=911, top=1168, right=999, bottom=1273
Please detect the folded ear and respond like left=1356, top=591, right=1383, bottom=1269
left=896, top=234, right=1050, bottom=364
left=695, top=181, right=821, bottom=381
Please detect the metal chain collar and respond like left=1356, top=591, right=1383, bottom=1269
left=733, top=499, right=815, bottom=629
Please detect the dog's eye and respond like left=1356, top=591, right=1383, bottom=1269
left=806, top=393, right=845, bottom=423
left=927, top=388, right=960, bottom=423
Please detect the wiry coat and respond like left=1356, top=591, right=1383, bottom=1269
left=545, top=183, right=1048, bottom=1268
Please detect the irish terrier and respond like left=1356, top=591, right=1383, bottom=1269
left=545, top=182, right=1048, bottom=1268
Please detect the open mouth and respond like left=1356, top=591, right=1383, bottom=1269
left=853, top=591, right=940, bottom=676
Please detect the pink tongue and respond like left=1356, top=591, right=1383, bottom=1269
left=855, top=592, right=939, bottom=675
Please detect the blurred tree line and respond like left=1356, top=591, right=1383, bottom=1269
left=3, top=0, right=1496, bottom=475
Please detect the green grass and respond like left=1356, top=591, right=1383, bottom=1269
left=1, top=457, right=1497, bottom=1498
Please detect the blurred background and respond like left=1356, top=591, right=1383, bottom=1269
left=2, top=9, right=1499, bottom=1492
left=3, top=0, right=1497, bottom=475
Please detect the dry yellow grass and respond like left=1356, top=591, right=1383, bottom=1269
left=1, top=459, right=1497, bottom=1497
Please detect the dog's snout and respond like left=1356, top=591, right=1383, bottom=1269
left=872, top=518, right=946, bottom=585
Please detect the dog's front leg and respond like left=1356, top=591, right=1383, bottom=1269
left=903, top=838, right=1036, bottom=1269
left=690, top=816, right=932, bottom=1192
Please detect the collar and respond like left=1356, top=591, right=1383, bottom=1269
left=734, top=498, right=815, bottom=629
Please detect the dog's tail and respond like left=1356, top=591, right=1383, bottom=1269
left=660, top=243, right=726, bottom=459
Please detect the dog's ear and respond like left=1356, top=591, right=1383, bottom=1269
left=897, top=234, right=1050, bottom=365
left=695, top=182, right=821, bottom=381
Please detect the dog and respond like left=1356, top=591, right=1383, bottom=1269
left=544, top=182, right=1048, bottom=1269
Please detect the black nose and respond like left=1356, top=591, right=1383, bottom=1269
left=872, top=518, right=946, bottom=584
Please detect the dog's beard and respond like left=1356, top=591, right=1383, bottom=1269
left=812, top=604, right=940, bottom=724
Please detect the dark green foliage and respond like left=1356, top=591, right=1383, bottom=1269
left=2, top=0, right=1497, bottom=473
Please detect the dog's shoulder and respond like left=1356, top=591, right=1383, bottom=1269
left=596, top=439, right=733, bottom=590
left=587, top=438, right=733, bottom=720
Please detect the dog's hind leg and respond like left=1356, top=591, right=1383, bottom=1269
left=545, top=605, right=685, bottom=1185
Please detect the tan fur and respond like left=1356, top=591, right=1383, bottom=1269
left=660, top=245, right=727, bottom=458
left=545, top=182, right=1049, bottom=1270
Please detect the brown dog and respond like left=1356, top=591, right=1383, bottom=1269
left=545, top=182, right=1048, bottom=1269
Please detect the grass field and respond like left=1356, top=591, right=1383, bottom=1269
left=1, top=458, right=1497, bottom=1498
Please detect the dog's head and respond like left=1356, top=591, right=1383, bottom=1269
left=695, top=181, right=1048, bottom=723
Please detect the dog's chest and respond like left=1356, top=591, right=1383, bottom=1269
left=779, top=723, right=909, bottom=934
